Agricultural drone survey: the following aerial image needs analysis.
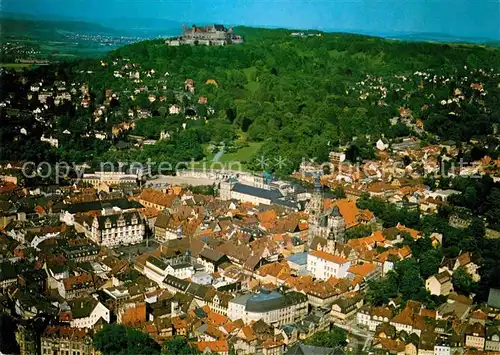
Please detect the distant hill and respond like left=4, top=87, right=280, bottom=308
left=98, top=17, right=182, bottom=37
left=1, top=17, right=125, bottom=39
left=390, top=32, right=500, bottom=46
left=0, top=11, right=39, bottom=20
left=320, top=27, right=500, bottom=46
left=0, top=13, right=183, bottom=39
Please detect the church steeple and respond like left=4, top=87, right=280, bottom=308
left=307, top=173, right=324, bottom=247
left=306, top=173, right=324, bottom=215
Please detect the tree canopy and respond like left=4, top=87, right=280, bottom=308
left=303, top=326, right=348, bottom=348
left=93, top=324, right=161, bottom=355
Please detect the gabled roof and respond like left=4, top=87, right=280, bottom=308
left=199, top=247, right=226, bottom=262
left=309, top=250, right=349, bottom=264
left=232, top=183, right=283, bottom=201
left=68, top=297, right=100, bottom=319
left=96, top=211, right=141, bottom=229
left=66, top=198, right=143, bottom=213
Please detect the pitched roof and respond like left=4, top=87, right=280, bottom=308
left=231, top=183, right=283, bottom=201
left=348, top=263, right=377, bottom=277
left=310, top=250, right=349, bottom=264
left=195, top=340, right=229, bottom=353
left=488, top=288, right=500, bottom=309
left=67, top=198, right=143, bottom=214
left=139, top=189, right=177, bottom=208
left=68, top=297, right=99, bottom=319
left=63, top=273, right=95, bottom=291
left=96, top=211, right=141, bottom=229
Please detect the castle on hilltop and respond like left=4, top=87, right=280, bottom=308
left=166, top=24, right=243, bottom=46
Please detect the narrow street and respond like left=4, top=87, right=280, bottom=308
left=330, top=316, right=374, bottom=354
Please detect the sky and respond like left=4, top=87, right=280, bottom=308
left=3, top=0, right=500, bottom=39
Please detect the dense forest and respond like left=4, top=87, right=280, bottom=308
left=1, top=27, right=499, bottom=174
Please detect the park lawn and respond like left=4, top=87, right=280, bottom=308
left=189, top=142, right=263, bottom=172
left=243, top=66, right=260, bottom=93
left=0, top=63, right=34, bottom=68
left=219, top=142, right=263, bottom=163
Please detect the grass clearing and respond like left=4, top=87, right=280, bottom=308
left=219, top=142, right=263, bottom=163
left=189, top=141, right=263, bottom=172
left=0, top=63, right=34, bottom=68
left=243, top=66, right=260, bottom=93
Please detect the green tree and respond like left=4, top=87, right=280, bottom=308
left=162, top=336, right=198, bottom=355
left=303, top=327, right=348, bottom=348
left=452, top=267, right=478, bottom=296
left=0, top=313, right=20, bottom=355
left=419, top=249, right=442, bottom=279
left=367, top=271, right=399, bottom=306
left=93, top=324, right=161, bottom=355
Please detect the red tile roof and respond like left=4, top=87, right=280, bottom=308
left=310, top=250, right=349, bottom=264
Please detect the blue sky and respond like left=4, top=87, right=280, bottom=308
left=4, top=0, right=500, bottom=39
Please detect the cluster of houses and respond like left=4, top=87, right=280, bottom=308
left=295, top=134, right=500, bottom=236
left=1, top=160, right=500, bottom=355
left=0, top=56, right=217, bottom=152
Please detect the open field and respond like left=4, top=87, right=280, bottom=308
left=219, top=142, right=263, bottom=163
left=0, top=63, right=35, bottom=68
left=189, top=142, right=263, bottom=171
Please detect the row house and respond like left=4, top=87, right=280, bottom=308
left=59, top=273, right=97, bottom=300
left=357, top=305, right=393, bottom=331
left=465, top=322, right=486, bottom=350
left=486, top=326, right=500, bottom=352
left=196, top=248, right=230, bottom=274
left=331, top=294, right=364, bottom=321
left=154, top=211, right=182, bottom=242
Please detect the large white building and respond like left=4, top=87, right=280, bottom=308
left=307, top=250, right=351, bottom=280
left=219, top=179, right=298, bottom=209
left=227, top=289, right=308, bottom=327
left=89, top=208, right=145, bottom=247
left=143, top=255, right=195, bottom=287
left=81, top=170, right=139, bottom=186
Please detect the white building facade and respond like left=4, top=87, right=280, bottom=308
left=307, top=250, right=351, bottom=280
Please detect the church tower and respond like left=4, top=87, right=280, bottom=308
left=328, top=206, right=346, bottom=244
left=307, top=174, right=324, bottom=246
left=306, top=174, right=323, bottom=215
left=219, top=180, right=233, bottom=201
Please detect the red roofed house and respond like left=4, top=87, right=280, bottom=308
left=117, top=302, right=147, bottom=326
left=59, top=273, right=97, bottom=300
left=195, top=340, right=229, bottom=355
